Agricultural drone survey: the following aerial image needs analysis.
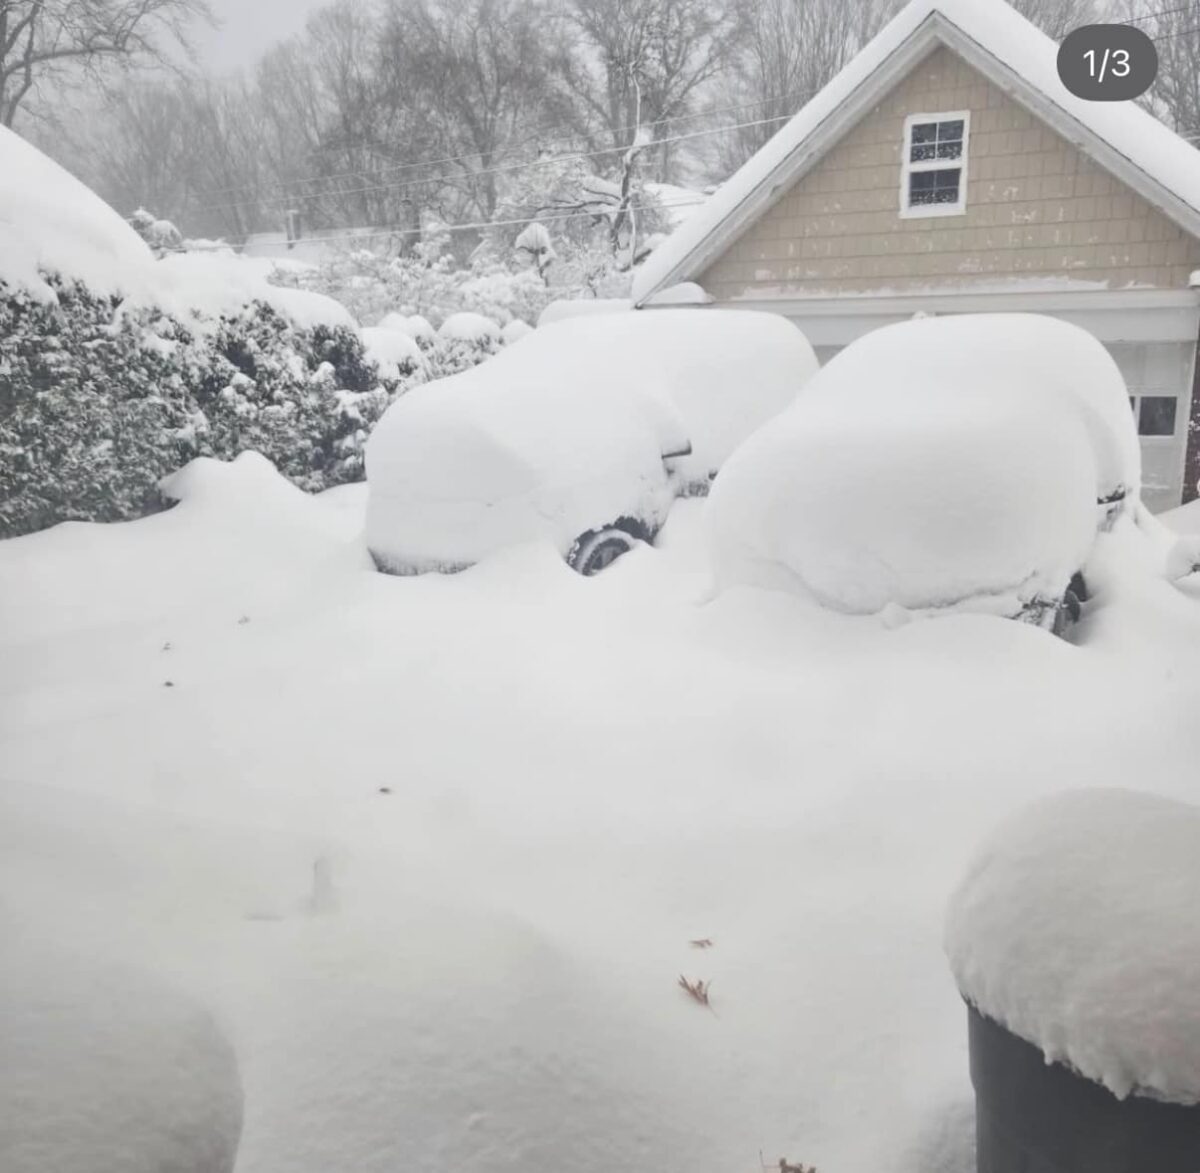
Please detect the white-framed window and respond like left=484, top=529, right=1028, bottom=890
left=900, top=111, right=970, bottom=218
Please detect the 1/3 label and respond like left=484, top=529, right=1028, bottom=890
left=1057, top=25, right=1158, bottom=101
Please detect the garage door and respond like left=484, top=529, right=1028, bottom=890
left=1106, top=342, right=1193, bottom=513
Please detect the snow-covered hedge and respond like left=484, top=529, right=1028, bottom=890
left=0, top=278, right=389, bottom=537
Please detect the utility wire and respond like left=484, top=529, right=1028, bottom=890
left=197, top=88, right=819, bottom=203
left=226, top=195, right=707, bottom=253
left=192, top=113, right=793, bottom=217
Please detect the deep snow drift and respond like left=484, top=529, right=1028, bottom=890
left=3, top=455, right=1200, bottom=1173
left=946, top=789, right=1200, bottom=1103
left=2, top=939, right=243, bottom=1173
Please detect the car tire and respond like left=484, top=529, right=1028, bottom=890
left=567, top=527, right=638, bottom=576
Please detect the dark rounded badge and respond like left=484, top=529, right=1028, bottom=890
left=1057, top=24, right=1158, bottom=102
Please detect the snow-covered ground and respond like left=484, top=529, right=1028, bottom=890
left=3, top=456, right=1200, bottom=1172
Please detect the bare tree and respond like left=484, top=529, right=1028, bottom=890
left=0, top=0, right=214, bottom=127
left=1120, top=0, right=1200, bottom=142
left=707, top=0, right=895, bottom=174
left=1008, top=0, right=1111, bottom=38
left=552, top=0, right=742, bottom=179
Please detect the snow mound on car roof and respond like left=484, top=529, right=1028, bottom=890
left=708, top=316, right=1102, bottom=615
left=811, top=314, right=1140, bottom=504
left=496, top=309, right=819, bottom=487
left=946, top=788, right=1200, bottom=1102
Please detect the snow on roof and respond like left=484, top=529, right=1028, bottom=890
left=633, top=0, right=1200, bottom=304
left=946, top=788, right=1200, bottom=1103
left=0, top=125, right=155, bottom=301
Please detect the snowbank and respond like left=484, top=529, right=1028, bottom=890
left=5, top=446, right=1200, bottom=1173
left=1, top=937, right=242, bottom=1173
left=0, top=125, right=154, bottom=301
left=708, top=317, right=1104, bottom=615
left=945, top=789, right=1200, bottom=1103
left=360, top=325, right=427, bottom=383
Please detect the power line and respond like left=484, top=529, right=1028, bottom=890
left=229, top=194, right=707, bottom=253
left=197, top=87, right=819, bottom=203
left=1152, top=22, right=1200, bottom=39
left=192, top=113, right=794, bottom=217
left=1120, top=3, right=1198, bottom=25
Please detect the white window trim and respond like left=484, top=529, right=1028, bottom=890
left=899, top=110, right=970, bottom=220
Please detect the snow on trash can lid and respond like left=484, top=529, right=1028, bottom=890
left=945, top=789, right=1200, bottom=1103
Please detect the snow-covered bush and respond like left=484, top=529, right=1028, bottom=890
left=0, top=279, right=390, bottom=537
left=129, top=207, right=183, bottom=257
left=0, top=123, right=405, bottom=538
left=0, top=280, right=194, bottom=535
left=431, top=312, right=503, bottom=377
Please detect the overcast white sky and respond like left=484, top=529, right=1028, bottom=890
left=195, top=0, right=333, bottom=70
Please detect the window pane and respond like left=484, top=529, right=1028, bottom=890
left=910, top=168, right=961, bottom=206
left=911, top=122, right=937, bottom=144
left=937, top=140, right=962, bottom=159
left=911, top=143, right=936, bottom=161
left=1138, top=396, right=1177, bottom=436
left=938, top=119, right=965, bottom=141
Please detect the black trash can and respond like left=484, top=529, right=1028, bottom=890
left=967, top=1001, right=1200, bottom=1173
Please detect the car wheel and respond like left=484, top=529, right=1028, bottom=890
left=567, top=527, right=638, bottom=576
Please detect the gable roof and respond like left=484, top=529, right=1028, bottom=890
left=632, top=0, right=1200, bottom=305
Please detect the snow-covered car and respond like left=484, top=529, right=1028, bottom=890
left=366, top=309, right=818, bottom=575
left=708, top=313, right=1143, bottom=631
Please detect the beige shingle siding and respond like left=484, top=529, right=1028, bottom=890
left=699, top=46, right=1200, bottom=299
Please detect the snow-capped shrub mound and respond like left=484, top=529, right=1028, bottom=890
left=708, top=373, right=1098, bottom=616
left=501, top=319, right=534, bottom=346
left=141, top=251, right=357, bottom=335
left=0, top=124, right=154, bottom=301
left=430, top=311, right=503, bottom=377
left=378, top=312, right=437, bottom=350
left=437, top=311, right=502, bottom=345
left=1, top=942, right=243, bottom=1173
left=946, top=789, right=1200, bottom=1103
left=361, top=325, right=427, bottom=390
left=813, top=314, right=1141, bottom=508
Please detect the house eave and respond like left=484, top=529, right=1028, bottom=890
left=635, top=11, right=1200, bottom=306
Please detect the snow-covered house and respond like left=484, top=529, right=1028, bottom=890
left=632, top=0, right=1200, bottom=512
